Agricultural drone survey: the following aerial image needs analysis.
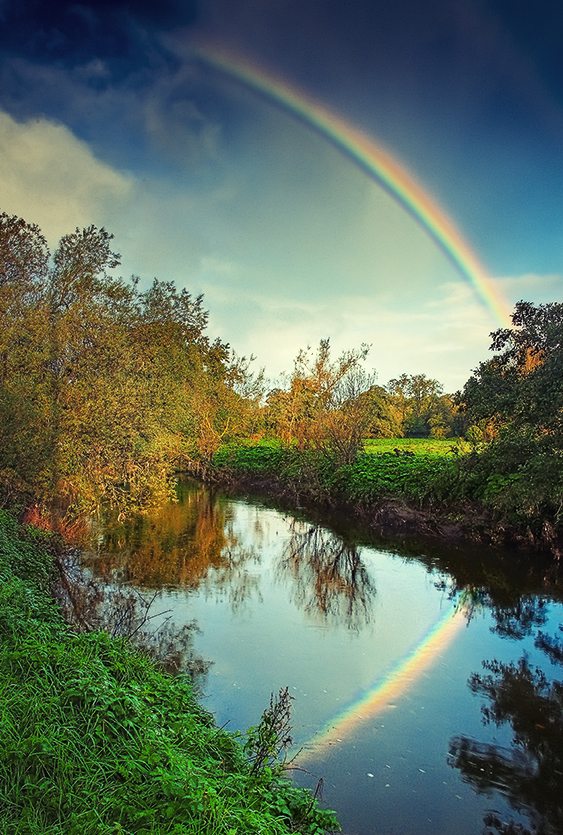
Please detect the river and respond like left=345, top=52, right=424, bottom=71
left=80, top=478, right=563, bottom=835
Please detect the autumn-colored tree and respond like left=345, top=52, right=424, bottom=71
left=266, top=339, right=373, bottom=464
left=0, top=213, right=54, bottom=497
left=0, top=210, right=259, bottom=516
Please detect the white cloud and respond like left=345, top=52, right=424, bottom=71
left=495, top=272, right=563, bottom=305
left=202, top=276, right=496, bottom=392
left=0, top=110, right=133, bottom=246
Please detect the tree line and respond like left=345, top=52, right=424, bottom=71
left=0, top=212, right=263, bottom=515
left=3, top=209, right=561, bottom=523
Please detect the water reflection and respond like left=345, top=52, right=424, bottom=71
left=450, top=586, right=549, bottom=640
left=54, top=550, right=210, bottom=684
left=75, top=478, right=563, bottom=835
left=276, top=520, right=376, bottom=630
left=449, top=621, right=563, bottom=835
left=84, top=482, right=263, bottom=610
left=87, top=481, right=377, bottom=629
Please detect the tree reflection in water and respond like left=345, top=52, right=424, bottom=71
left=54, top=549, right=211, bottom=687
left=83, top=481, right=263, bottom=611
left=449, top=619, right=563, bottom=835
left=451, top=587, right=550, bottom=642
left=276, top=520, right=376, bottom=630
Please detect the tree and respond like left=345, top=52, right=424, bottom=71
left=386, top=373, right=446, bottom=437
left=461, top=301, right=563, bottom=443
left=0, top=212, right=49, bottom=309
left=266, top=339, right=373, bottom=464
left=0, top=213, right=53, bottom=496
left=0, top=210, right=261, bottom=516
left=354, top=385, right=403, bottom=438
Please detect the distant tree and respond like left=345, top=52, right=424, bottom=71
left=354, top=385, right=403, bottom=438
left=386, top=373, right=448, bottom=437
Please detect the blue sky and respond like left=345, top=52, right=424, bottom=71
left=1, top=0, right=562, bottom=391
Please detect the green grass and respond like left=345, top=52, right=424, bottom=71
left=362, top=437, right=461, bottom=457
left=333, top=451, right=455, bottom=505
left=213, top=436, right=563, bottom=544
left=0, top=510, right=340, bottom=835
left=212, top=438, right=460, bottom=507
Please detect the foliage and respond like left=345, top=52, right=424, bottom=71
left=264, top=350, right=461, bottom=460
left=243, top=687, right=295, bottom=776
left=451, top=302, right=563, bottom=539
left=386, top=373, right=460, bottom=438
left=0, top=510, right=339, bottom=835
left=461, top=301, right=563, bottom=440
left=353, top=385, right=403, bottom=438
left=0, top=211, right=262, bottom=518
left=334, top=451, right=456, bottom=506
left=264, top=339, right=373, bottom=465
left=213, top=438, right=458, bottom=508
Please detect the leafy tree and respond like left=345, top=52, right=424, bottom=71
left=354, top=384, right=403, bottom=438
left=0, top=213, right=54, bottom=495
left=0, top=211, right=49, bottom=314
left=461, top=301, right=563, bottom=442
left=0, top=210, right=258, bottom=517
left=266, top=339, right=373, bottom=464
left=386, top=373, right=448, bottom=437
left=453, top=302, right=563, bottom=539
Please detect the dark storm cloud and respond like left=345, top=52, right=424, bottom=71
left=0, top=1, right=213, bottom=174
left=0, top=0, right=198, bottom=73
left=188, top=0, right=563, bottom=275
left=1, top=0, right=563, bottom=277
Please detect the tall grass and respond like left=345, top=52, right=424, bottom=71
left=0, top=510, right=339, bottom=835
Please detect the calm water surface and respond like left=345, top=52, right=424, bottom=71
left=83, top=480, right=563, bottom=835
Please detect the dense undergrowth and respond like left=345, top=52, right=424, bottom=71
left=212, top=437, right=563, bottom=549
left=0, top=510, right=339, bottom=835
left=212, top=438, right=457, bottom=505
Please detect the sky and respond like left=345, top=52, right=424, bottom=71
left=1, top=0, right=562, bottom=392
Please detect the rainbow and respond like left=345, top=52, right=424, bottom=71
left=194, top=45, right=512, bottom=327
left=297, top=606, right=466, bottom=764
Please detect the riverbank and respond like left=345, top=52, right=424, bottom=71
left=0, top=509, right=339, bottom=835
left=210, top=441, right=563, bottom=559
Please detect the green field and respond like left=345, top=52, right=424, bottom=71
left=213, top=438, right=460, bottom=507
left=362, top=437, right=461, bottom=457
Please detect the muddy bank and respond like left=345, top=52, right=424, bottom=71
left=204, top=468, right=563, bottom=561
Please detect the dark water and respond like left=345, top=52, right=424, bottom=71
left=82, top=479, right=563, bottom=835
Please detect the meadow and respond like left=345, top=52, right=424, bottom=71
left=361, top=437, right=461, bottom=457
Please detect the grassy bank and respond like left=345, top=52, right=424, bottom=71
left=0, top=510, right=339, bottom=835
left=212, top=438, right=457, bottom=506
left=211, top=438, right=563, bottom=553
